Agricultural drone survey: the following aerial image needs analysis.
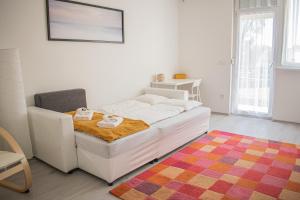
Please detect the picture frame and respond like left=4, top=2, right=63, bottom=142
left=46, top=0, right=124, bottom=43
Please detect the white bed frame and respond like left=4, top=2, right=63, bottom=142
left=28, top=88, right=210, bottom=185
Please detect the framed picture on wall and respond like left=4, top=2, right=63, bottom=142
left=46, top=0, right=124, bottom=43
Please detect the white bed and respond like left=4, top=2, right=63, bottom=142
left=75, top=106, right=210, bottom=183
left=28, top=88, right=211, bottom=185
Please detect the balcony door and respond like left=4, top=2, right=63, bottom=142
left=232, top=11, right=275, bottom=117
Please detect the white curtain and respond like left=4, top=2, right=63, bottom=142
left=233, top=13, right=274, bottom=116
left=283, top=0, right=300, bottom=64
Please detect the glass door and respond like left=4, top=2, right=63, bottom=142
left=232, top=12, right=275, bottom=117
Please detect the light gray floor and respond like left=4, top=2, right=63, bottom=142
left=1, top=114, right=300, bottom=200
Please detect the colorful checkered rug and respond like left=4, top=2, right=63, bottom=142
left=110, top=130, right=300, bottom=200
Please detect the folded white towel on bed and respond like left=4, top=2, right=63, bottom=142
left=97, top=115, right=124, bottom=128
left=74, top=107, right=94, bottom=121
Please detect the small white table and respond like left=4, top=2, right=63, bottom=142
left=151, top=79, right=202, bottom=90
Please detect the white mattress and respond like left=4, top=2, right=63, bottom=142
left=100, top=100, right=151, bottom=115
left=75, top=127, right=159, bottom=158
left=154, top=106, right=211, bottom=137
left=75, top=106, right=210, bottom=159
left=101, top=100, right=184, bottom=124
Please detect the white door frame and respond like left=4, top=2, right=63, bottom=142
left=231, top=0, right=281, bottom=118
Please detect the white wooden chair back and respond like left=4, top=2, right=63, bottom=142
left=192, top=80, right=201, bottom=88
left=190, top=80, right=202, bottom=102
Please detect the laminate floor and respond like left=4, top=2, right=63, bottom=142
left=1, top=114, right=300, bottom=200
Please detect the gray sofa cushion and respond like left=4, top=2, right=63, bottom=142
left=34, top=89, right=87, bottom=113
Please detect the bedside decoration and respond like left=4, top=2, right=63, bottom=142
left=156, top=74, right=165, bottom=82
left=46, top=0, right=124, bottom=43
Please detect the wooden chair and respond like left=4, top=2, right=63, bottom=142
left=0, top=127, right=32, bottom=193
left=189, top=80, right=202, bottom=102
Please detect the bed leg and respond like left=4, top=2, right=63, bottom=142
left=108, top=182, right=114, bottom=187
left=67, top=168, right=77, bottom=174
left=149, top=158, right=159, bottom=164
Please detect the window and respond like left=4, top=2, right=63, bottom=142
left=283, top=0, right=300, bottom=67
left=234, top=12, right=274, bottom=116
left=232, top=1, right=276, bottom=117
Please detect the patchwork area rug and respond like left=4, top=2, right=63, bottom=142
left=110, top=130, right=300, bottom=200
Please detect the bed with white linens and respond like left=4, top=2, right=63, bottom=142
left=28, top=88, right=211, bottom=185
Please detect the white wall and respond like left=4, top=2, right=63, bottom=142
left=273, top=69, right=300, bottom=124
left=1, top=0, right=299, bottom=135
left=0, top=0, right=179, bottom=109
left=178, top=0, right=300, bottom=124
left=178, top=0, right=234, bottom=114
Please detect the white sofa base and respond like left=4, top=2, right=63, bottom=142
left=77, top=134, right=160, bottom=184
left=77, top=129, right=208, bottom=184
left=158, top=119, right=209, bottom=158
left=75, top=107, right=210, bottom=184
left=155, top=107, right=211, bottom=157
left=28, top=88, right=210, bottom=184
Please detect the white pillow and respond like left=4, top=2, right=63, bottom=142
left=100, top=100, right=151, bottom=115
left=135, top=94, right=168, bottom=105
left=160, top=99, right=202, bottom=111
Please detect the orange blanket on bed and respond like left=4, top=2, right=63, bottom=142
left=66, top=111, right=149, bottom=143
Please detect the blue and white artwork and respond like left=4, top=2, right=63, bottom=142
left=47, top=0, right=124, bottom=43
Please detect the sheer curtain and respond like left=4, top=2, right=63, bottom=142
left=233, top=13, right=274, bottom=116
left=283, top=0, right=300, bottom=65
